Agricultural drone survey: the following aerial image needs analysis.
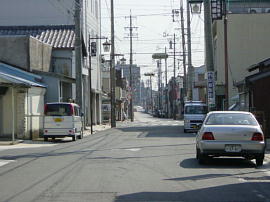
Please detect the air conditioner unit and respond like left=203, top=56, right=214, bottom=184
left=248, top=8, right=263, bottom=13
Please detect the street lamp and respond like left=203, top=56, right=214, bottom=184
left=189, top=0, right=203, bottom=14
left=102, top=39, right=111, bottom=52
left=120, top=56, right=126, bottom=65
left=89, top=36, right=111, bottom=134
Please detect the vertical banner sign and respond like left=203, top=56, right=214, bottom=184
left=207, top=71, right=215, bottom=107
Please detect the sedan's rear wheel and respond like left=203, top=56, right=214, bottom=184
left=255, top=154, right=264, bottom=167
left=196, top=148, right=206, bottom=164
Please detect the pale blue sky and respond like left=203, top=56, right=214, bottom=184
left=101, top=0, right=205, bottom=89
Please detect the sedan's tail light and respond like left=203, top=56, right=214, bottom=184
left=251, top=132, right=264, bottom=141
left=202, top=132, right=215, bottom=140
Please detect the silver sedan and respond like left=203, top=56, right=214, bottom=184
left=196, top=111, right=265, bottom=166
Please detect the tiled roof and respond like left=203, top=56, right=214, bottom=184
left=0, top=25, right=75, bottom=49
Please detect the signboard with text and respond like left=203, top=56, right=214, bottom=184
left=207, top=71, right=216, bottom=107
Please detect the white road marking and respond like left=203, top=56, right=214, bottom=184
left=124, top=148, right=141, bottom=152
left=0, top=160, right=15, bottom=167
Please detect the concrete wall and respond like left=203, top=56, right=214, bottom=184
left=0, top=36, right=52, bottom=72
left=214, top=13, right=270, bottom=106
left=29, top=37, right=52, bottom=72
left=0, top=85, right=45, bottom=139
left=0, top=36, right=29, bottom=70
left=26, top=87, right=46, bottom=139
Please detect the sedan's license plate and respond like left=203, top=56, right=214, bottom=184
left=225, top=145, right=241, bottom=152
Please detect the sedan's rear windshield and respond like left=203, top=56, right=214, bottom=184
left=205, top=113, right=258, bottom=126
left=45, top=104, right=72, bottom=116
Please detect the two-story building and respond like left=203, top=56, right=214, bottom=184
left=0, top=0, right=103, bottom=132
left=213, top=0, right=270, bottom=109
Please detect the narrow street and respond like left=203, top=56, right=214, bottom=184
left=0, top=112, right=270, bottom=202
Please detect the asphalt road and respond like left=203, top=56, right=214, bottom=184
left=0, top=111, right=270, bottom=202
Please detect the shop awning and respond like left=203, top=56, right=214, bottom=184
left=0, top=62, right=46, bottom=88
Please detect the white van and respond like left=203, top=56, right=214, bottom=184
left=184, top=101, right=208, bottom=133
left=43, top=102, right=83, bottom=141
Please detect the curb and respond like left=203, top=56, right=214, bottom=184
left=0, top=140, right=24, bottom=146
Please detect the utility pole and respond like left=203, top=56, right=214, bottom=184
left=144, top=73, right=155, bottom=114
left=224, top=1, right=229, bottom=110
left=173, top=33, right=176, bottom=120
left=186, top=0, right=193, bottom=101
left=75, top=0, right=83, bottom=108
left=110, top=0, right=116, bottom=127
left=204, top=0, right=215, bottom=111
left=165, top=47, right=169, bottom=118
left=124, top=11, right=138, bottom=121
left=129, top=11, right=134, bottom=122
left=180, top=0, right=187, bottom=98
left=157, top=60, right=162, bottom=110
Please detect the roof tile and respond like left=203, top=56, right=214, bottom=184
left=0, top=25, right=75, bottom=49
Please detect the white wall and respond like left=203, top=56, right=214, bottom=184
left=214, top=13, right=270, bottom=106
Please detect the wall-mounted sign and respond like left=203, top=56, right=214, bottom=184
left=207, top=71, right=216, bottom=107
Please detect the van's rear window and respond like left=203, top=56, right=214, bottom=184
left=45, top=104, right=72, bottom=116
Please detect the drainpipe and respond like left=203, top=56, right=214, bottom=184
left=11, top=87, right=15, bottom=144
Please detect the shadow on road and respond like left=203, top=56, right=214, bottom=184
left=180, top=157, right=256, bottom=169
left=115, top=182, right=270, bottom=202
left=116, top=125, right=197, bottom=138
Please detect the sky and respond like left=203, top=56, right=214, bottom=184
left=101, top=0, right=205, bottom=89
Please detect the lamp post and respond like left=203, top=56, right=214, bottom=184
left=152, top=52, right=169, bottom=116
left=89, top=36, right=110, bottom=134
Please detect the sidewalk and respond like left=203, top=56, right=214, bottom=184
left=0, top=123, right=111, bottom=147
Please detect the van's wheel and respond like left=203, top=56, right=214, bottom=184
left=72, top=135, right=77, bottom=141
left=44, top=137, right=48, bottom=141
left=256, top=154, right=264, bottom=167
left=78, top=131, right=83, bottom=139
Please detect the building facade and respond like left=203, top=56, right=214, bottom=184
left=213, top=2, right=270, bottom=109
left=0, top=0, right=103, bottom=126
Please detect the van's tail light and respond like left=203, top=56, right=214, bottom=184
left=69, top=104, right=74, bottom=115
left=202, top=132, right=215, bottom=140
left=69, top=129, right=75, bottom=134
left=251, top=132, right=264, bottom=141
left=44, top=104, right=48, bottom=115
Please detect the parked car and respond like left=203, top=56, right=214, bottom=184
left=158, top=110, right=166, bottom=118
left=43, top=102, right=83, bottom=141
left=196, top=111, right=265, bottom=166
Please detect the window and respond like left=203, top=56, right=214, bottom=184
left=45, top=104, right=72, bottom=116
left=205, top=113, right=258, bottom=126
left=185, top=106, right=208, bottom=114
